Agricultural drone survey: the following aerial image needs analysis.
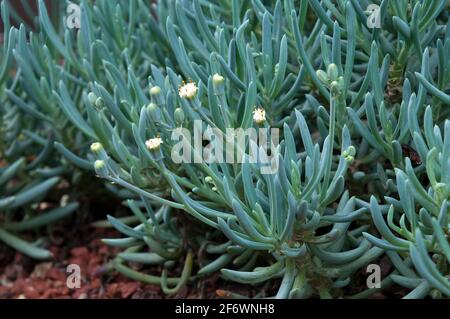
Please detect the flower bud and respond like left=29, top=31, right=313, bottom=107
left=150, top=86, right=161, bottom=96
left=147, top=103, right=158, bottom=112
left=149, top=86, right=164, bottom=105
left=88, top=92, right=97, bottom=105
left=174, top=107, right=185, bottom=124
left=327, top=63, right=339, bottom=81
left=213, top=74, right=225, bottom=95
left=90, top=142, right=103, bottom=154
left=95, top=97, right=105, bottom=108
left=330, top=81, right=341, bottom=96
left=94, top=160, right=108, bottom=177
left=94, top=160, right=105, bottom=170
left=434, top=182, right=449, bottom=203
left=316, top=70, right=329, bottom=84
left=213, top=73, right=225, bottom=86
left=146, top=101, right=157, bottom=113
left=343, top=145, right=356, bottom=158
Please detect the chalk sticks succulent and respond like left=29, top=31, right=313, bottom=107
left=2, top=0, right=450, bottom=299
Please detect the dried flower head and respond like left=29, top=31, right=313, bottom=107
left=178, top=80, right=198, bottom=99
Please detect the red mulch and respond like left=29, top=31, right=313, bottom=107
left=0, top=226, right=263, bottom=299
left=0, top=228, right=167, bottom=299
left=0, top=228, right=409, bottom=299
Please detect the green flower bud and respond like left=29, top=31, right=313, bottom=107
left=327, top=63, right=339, bottom=81
left=149, top=86, right=164, bottom=105
left=212, top=74, right=225, bottom=95
left=434, top=182, right=449, bottom=203
left=147, top=102, right=158, bottom=113
left=434, top=182, right=447, bottom=192
left=316, top=70, right=329, bottom=84
left=344, top=145, right=356, bottom=157
left=150, top=86, right=161, bottom=96
left=345, top=155, right=354, bottom=163
left=88, top=92, right=97, bottom=105
left=94, top=160, right=108, bottom=177
left=174, top=107, right=185, bottom=124
left=94, top=160, right=105, bottom=169
left=213, top=73, right=225, bottom=86
left=90, top=142, right=103, bottom=154
left=330, top=81, right=341, bottom=96
left=205, top=176, right=214, bottom=184
left=95, top=97, right=105, bottom=108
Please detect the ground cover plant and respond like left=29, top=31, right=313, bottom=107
left=1, top=0, right=450, bottom=299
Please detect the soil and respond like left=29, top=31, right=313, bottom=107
left=0, top=225, right=263, bottom=299
left=0, top=227, right=161, bottom=299
left=0, top=195, right=407, bottom=299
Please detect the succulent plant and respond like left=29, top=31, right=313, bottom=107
left=0, top=0, right=80, bottom=260
left=0, top=156, right=78, bottom=259
left=2, top=0, right=450, bottom=299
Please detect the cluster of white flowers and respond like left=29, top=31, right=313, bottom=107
left=253, top=107, right=266, bottom=124
left=178, top=81, right=198, bottom=99
left=145, top=137, right=163, bottom=150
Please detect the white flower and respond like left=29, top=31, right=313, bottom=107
left=145, top=137, right=163, bottom=150
left=178, top=81, right=198, bottom=99
left=253, top=107, right=266, bottom=124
